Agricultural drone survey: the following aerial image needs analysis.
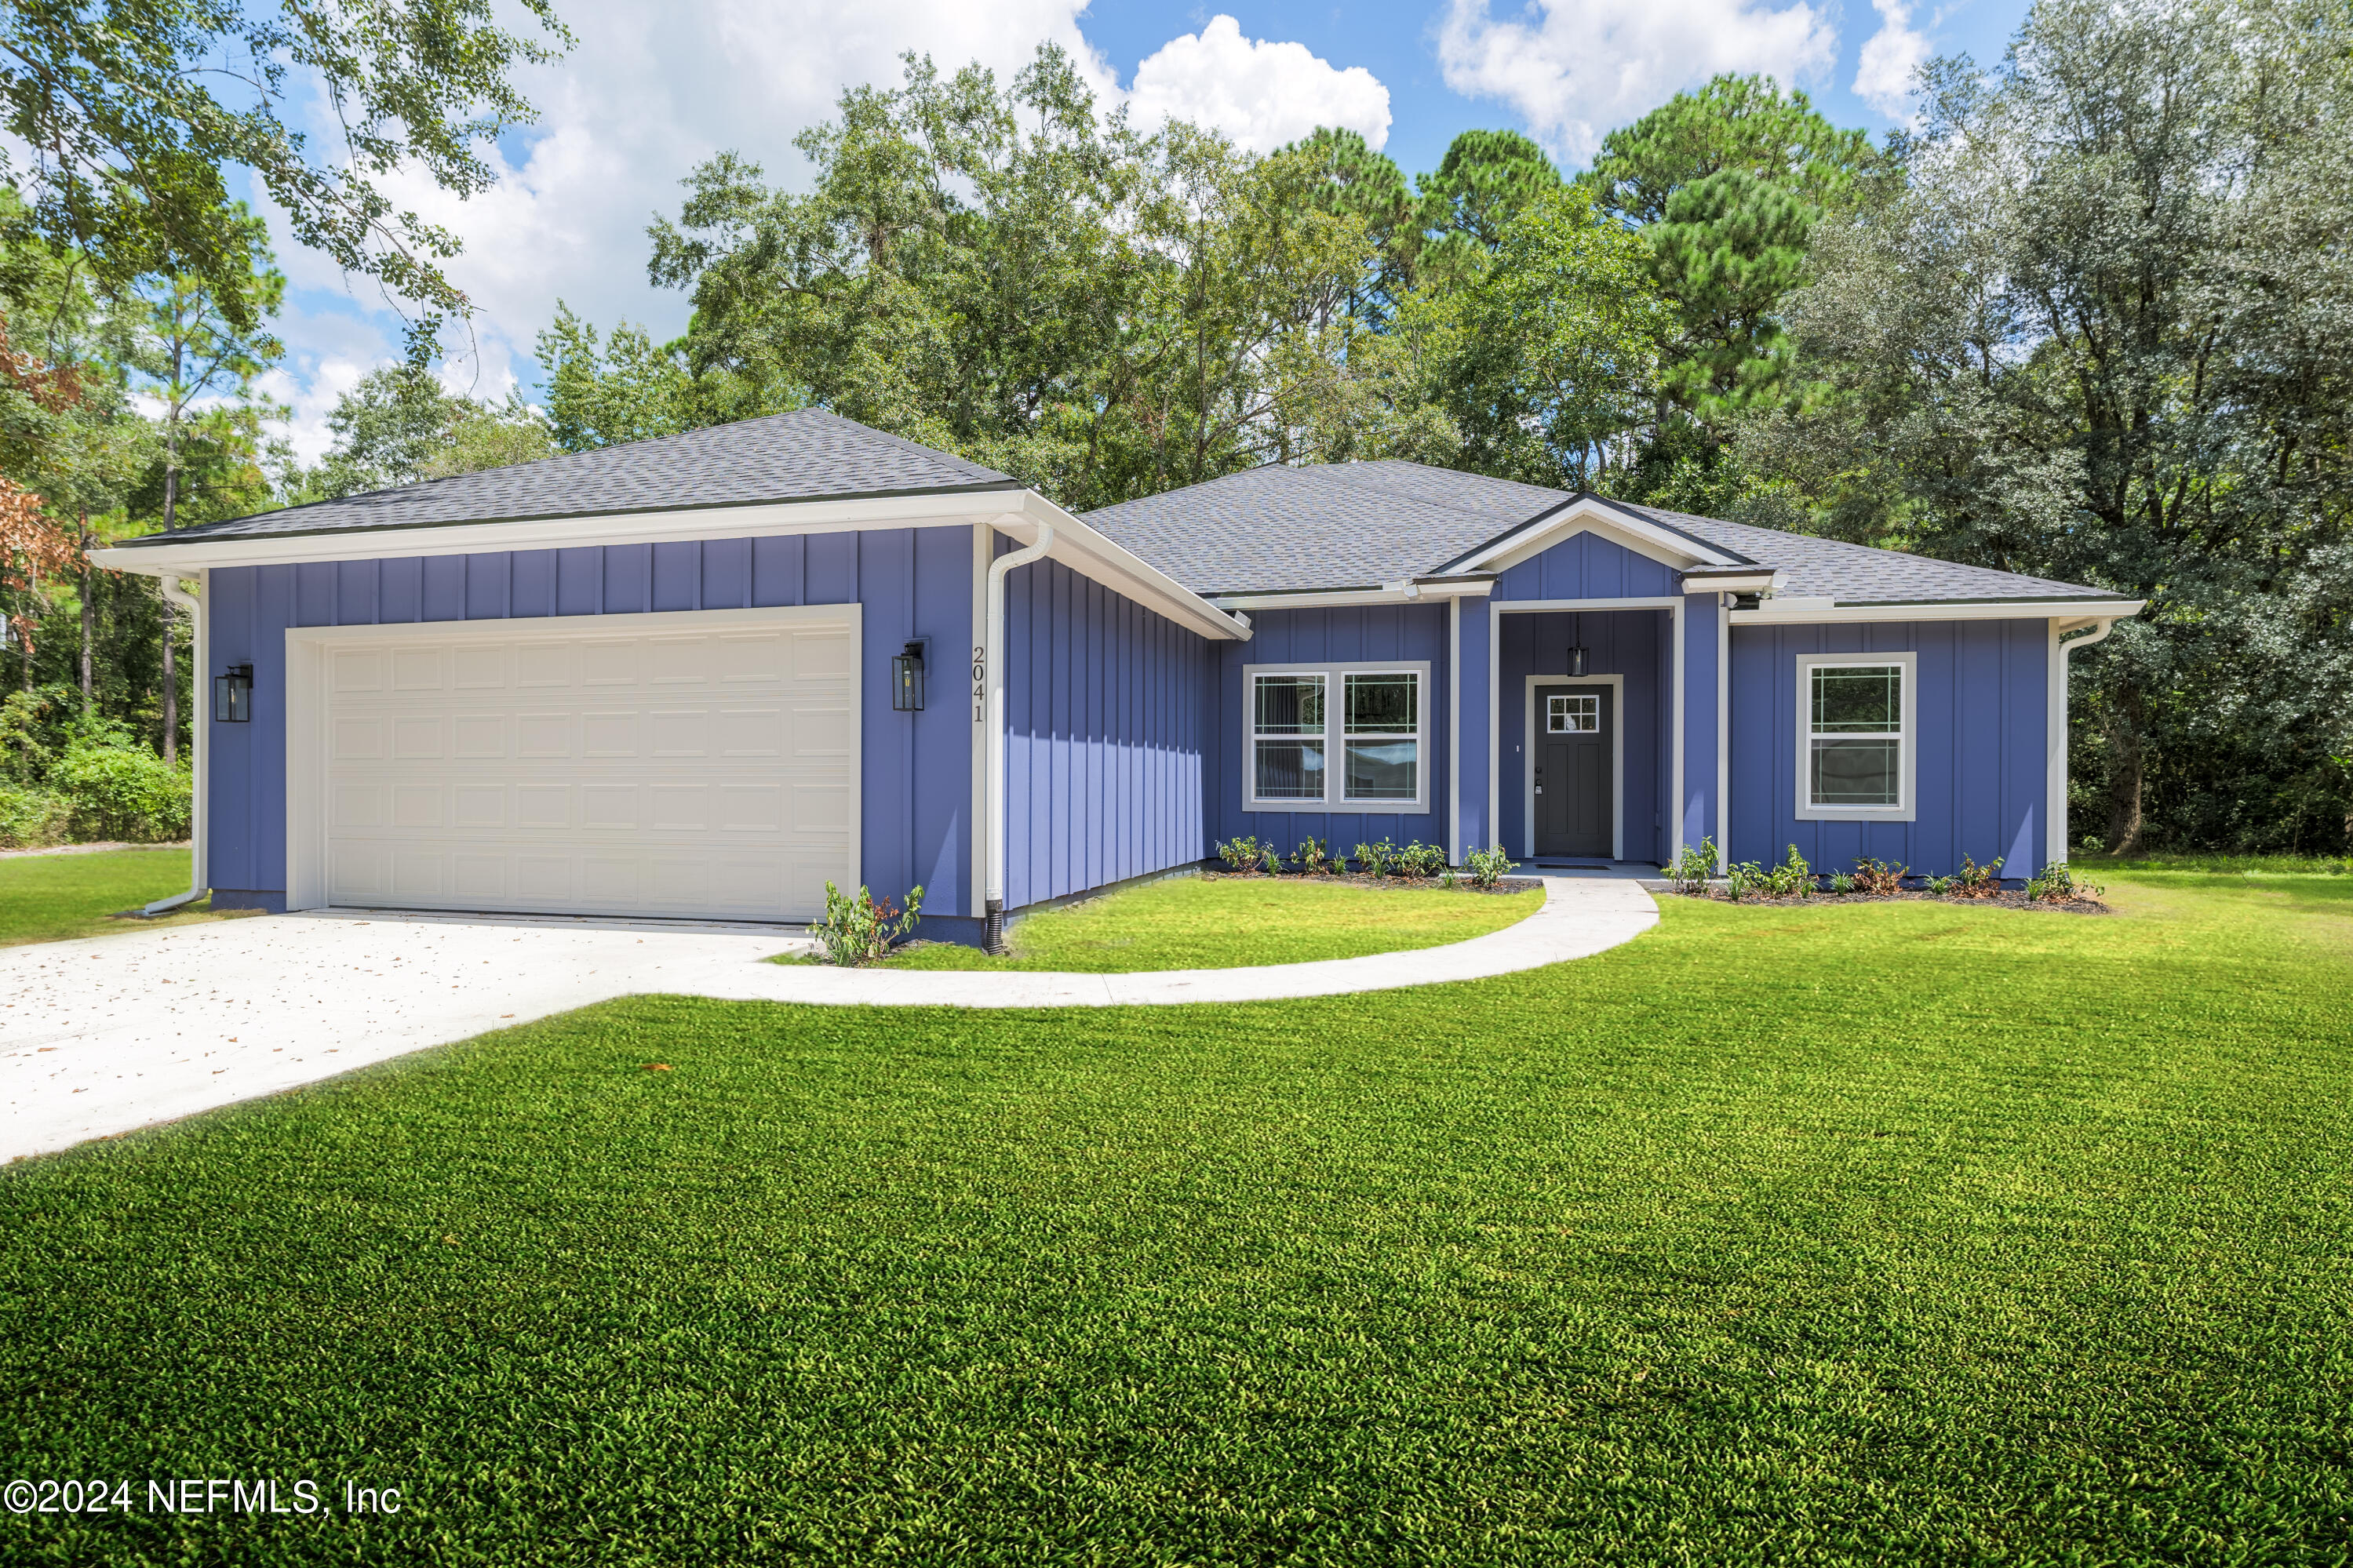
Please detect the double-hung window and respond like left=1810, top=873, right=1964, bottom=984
left=1246, top=662, right=1430, bottom=810
left=1795, top=653, right=1916, bottom=820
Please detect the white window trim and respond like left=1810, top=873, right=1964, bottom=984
left=1794, top=651, right=1917, bottom=822
left=1242, top=660, right=1432, bottom=813
left=1521, top=673, right=1625, bottom=861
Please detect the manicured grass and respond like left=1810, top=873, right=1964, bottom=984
left=2077, top=850, right=2353, bottom=875
left=885, top=874, right=1545, bottom=970
left=0, top=847, right=251, bottom=947
left=4, top=875, right=2351, bottom=1563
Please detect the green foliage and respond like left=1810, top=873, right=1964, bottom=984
left=1948, top=855, right=2003, bottom=898
left=0, top=780, right=67, bottom=848
left=1851, top=857, right=1908, bottom=896
left=1665, top=837, right=1717, bottom=895
left=1351, top=838, right=1397, bottom=879
left=1463, top=842, right=1518, bottom=890
left=1586, top=74, right=1881, bottom=228
left=1829, top=872, right=1856, bottom=894
left=810, top=881, right=924, bottom=966
left=533, top=304, right=695, bottom=453
left=297, top=366, right=555, bottom=500
left=1290, top=835, right=1334, bottom=875
left=1215, top=835, right=1262, bottom=872
left=1724, top=860, right=1770, bottom=900
left=1393, top=841, right=1445, bottom=881
left=47, top=728, right=190, bottom=842
left=1762, top=843, right=1815, bottom=897
left=2024, top=862, right=2103, bottom=903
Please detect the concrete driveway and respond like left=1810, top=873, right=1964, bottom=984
left=3, top=875, right=1655, bottom=1163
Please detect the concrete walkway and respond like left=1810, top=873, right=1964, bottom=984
left=2, top=873, right=1655, bottom=1162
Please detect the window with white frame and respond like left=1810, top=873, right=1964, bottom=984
left=1246, top=663, right=1429, bottom=809
left=1796, top=653, right=1915, bottom=818
left=1547, top=693, right=1599, bottom=733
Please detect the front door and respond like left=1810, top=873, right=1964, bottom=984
left=1533, top=684, right=1613, bottom=859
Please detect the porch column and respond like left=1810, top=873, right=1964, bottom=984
left=1452, top=595, right=1494, bottom=858
left=1677, top=589, right=1724, bottom=868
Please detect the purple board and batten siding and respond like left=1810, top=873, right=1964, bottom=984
left=1494, top=609, right=1670, bottom=863
left=1728, top=619, right=2050, bottom=879
left=999, top=555, right=1214, bottom=910
left=1208, top=602, right=1451, bottom=856
left=202, top=527, right=983, bottom=933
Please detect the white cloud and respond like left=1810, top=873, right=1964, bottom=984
left=1125, top=16, right=1392, bottom=152
left=1435, top=0, right=1839, bottom=162
left=1853, top=0, right=1932, bottom=117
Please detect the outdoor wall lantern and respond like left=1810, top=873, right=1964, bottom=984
left=213, top=663, right=253, bottom=723
left=890, top=641, right=927, bottom=712
left=1565, top=613, right=1589, bottom=678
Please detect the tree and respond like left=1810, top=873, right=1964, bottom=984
left=1414, top=129, right=1563, bottom=289
left=534, top=306, right=693, bottom=453
left=304, top=366, right=555, bottom=498
left=1752, top=0, right=2353, bottom=853
left=1586, top=75, right=1881, bottom=227
left=1281, top=126, right=1417, bottom=320
left=1, top=0, right=570, bottom=356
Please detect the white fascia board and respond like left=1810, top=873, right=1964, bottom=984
left=1008, top=493, right=1251, bottom=642
left=1732, top=598, right=2147, bottom=625
left=1683, top=569, right=1784, bottom=594
left=1209, top=579, right=1495, bottom=612
left=88, top=486, right=1026, bottom=576
left=1444, top=497, right=1745, bottom=577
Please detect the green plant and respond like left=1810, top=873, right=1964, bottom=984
left=1291, top=835, right=1333, bottom=875
left=1441, top=867, right=1459, bottom=890
left=1763, top=844, right=1813, bottom=897
left=1851, top=857, right=1908, bottom=896
left=1829, top=872, right=1856, bottom=894
left=1463, top=844, right=1517, bottom=890
left=0, top=783, right=68, bottom=849
left=1925, top=874, right=1956, bottom=895
left=1215, top=836, right=1262, bottom=872
left=1725, top=860, right=1769, bottom=900
left=48, top=743, right=191, bottom=842
left=2025, top=862, right=2105, bottom=903
left=810, top=882, right=925, bottom=966
left=1353, top=839, right=1397, bottom=879
left=1950, top=854, right=2004, bottom=898
left=1665, top=838, right=1717, bottom=896
left=1394, top=841, right=1445, bottom=881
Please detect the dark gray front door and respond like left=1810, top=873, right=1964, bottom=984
left=1534, top=683, right=1613, bottom=859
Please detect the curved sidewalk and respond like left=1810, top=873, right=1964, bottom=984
left=697, top=871, right=1658, bottom=1009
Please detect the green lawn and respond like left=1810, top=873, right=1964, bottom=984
left=0, top=846, right=250, bottom=946
left=884, top=874, right=1545, bottom=970
left=4, top=873, right=2350, bottom=1563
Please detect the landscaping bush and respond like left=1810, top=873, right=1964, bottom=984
left=48, top=741, right=191, bottom=842
left=1762, top=844, right=1814, bottom=897
left=1463, top=844, right=1517, bottom=890
left=1725, top=860, right=1770, bottom=900
left=2026, top=862, right=2105, bottom=903
left=1291, top=835, right=1334, bottom=875
left=1829, top=872, right=1856, bottom=894
left=1352, top=839, right=1397, bottom=879
left=1215, top=836, right=1261, bottom=871
left=1665, top=838, right=1716, bottom=896
left=1949, top=854, right=2004, bottom=897
left=1852, top=857, right=1908, bottom=895
left=810, top=882, right=924, bottom=966
left=1393, top=841, right=1445, bottom=881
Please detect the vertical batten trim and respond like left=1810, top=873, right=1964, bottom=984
left=1448, top=595, right=1461, bottom=860
left=970, top=523, right=989, bottom=919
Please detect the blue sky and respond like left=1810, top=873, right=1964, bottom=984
left=256, top=0, right=2034, bottom=463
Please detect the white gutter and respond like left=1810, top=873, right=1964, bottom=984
left=2047, top=616, right=2118, bottom=866
left=982, top=522, right=1054, bottom=951
left=144, top=573, right=208, bottom=915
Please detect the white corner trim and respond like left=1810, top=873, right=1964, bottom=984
left=1716, top=593, right=1730, bottom=873
left=1240, top=660, right=1433, bottom=815
left=1793, top=649, right=1918, bottom=823
left=1521, top=673, right=1626, bottom=861
left=970, top=522, right=991, bottom=919
left=2046, top=617, right=2117, bottom=865
left=1448, top=596, right=1461, bottom=858
left=1669, top=598, right=1685, bottom=860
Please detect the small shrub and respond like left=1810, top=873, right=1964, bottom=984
left=1441, top=866, right=1458, bottom=890
left=1394, top=841, right=1445, bottom=881
left=810, top=882, right=925, bottom=966
left=1215, top=835, right=1261, bottom=871
left=1463, top=844, right=1517, bottom=890
left=1665, top=838, right=1717, bottom=896
left=0, top=783, right=68, bottom=849
left=1291, top=835, right=1333, bottom=875
left=2025, top=862, right=2104, bottom=903
left=49, top=743, right=191, bottom=842
left=1851, top=857, right=1908, bottom=896
left=1260, top=841, right=1283, bottom=875
left=1949, top=854, right=2003, bottom=897
left=1353, top=839, right=1397, bottom=879
left=1829, top=872, right=1856, bottom=894
left=1925, top=874, right=1956, bottom=895
left=1725, top=860, right=1769, bottom=900
left=1763, top=844, right=1814, bottom=897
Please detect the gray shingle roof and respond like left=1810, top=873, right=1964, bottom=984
left=1080, top=460, right=2124, bottom=605
left=117, top=409, right=1019, bottom=546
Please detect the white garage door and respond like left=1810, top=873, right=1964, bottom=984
left=316, top=610, right=858, bottom=922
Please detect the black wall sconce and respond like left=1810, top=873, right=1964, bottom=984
left=213, top=663, right=253, bottom=723
left=890, top=641, right=927, bottom=711
left=1565, top=613, right=1589, bottom=678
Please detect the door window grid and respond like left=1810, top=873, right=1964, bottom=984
left=1250, top=672, right=1326, bottom=801
left=1547, top=693, right=1600, bottom=733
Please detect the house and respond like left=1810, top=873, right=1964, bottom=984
left=96, top=412, right=2145, bottom=946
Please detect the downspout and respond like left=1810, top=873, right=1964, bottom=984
left=2050, top=617, right=2116, bottom=866
left=982, top=522, right=1054, bottom=952
left=145, top=572, right=208, bottom=915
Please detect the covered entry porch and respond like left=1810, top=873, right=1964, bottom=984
left=1492, top=606, right=1675, bottom=867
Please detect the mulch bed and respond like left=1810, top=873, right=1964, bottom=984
left=1202, top=871, right=1545, bottom=896
left=1663, top=887, right=2113, bottom=914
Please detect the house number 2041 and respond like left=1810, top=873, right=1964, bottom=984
left=971, top=646, right=986, bottom=722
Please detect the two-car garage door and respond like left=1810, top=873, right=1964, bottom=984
left=308, top=608, right=858, bottom=922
